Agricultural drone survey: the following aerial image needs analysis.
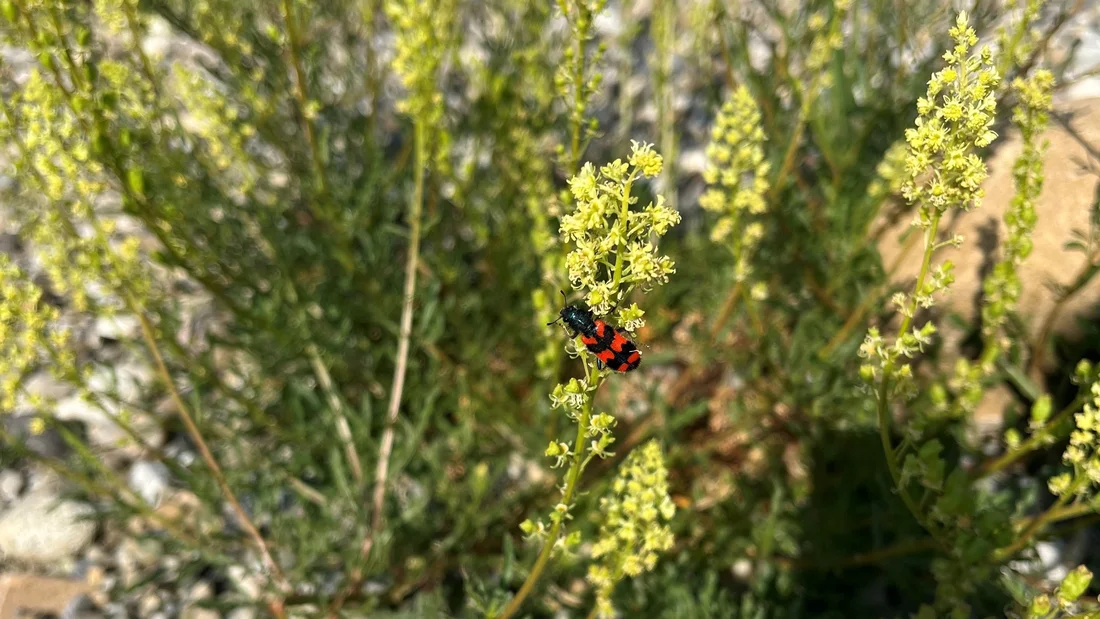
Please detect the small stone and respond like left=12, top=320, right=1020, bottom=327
left=227, top=565, right=263, bottom=600
left=139, top=593, right=162, bottom=616
left=182, top=581, right=220, bottom=619
left=188, top=581, right=214, bottom=601
left=94, top=314, right=141, bottom=341
left=0, top=487, right=96, bottom=565
left=22, top=371, right=73, bottom=401
left=84, top=545, right=108, bottom=566
left=226, top=609, right=257, bottom=619
left=0, top=469, right=24, bottom=502
left=3, top=414, right=70, bottom=459
left=128, top=460, right=170, bottom=506
left=54, top=393, right=164, bottom=457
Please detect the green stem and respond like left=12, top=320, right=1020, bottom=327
left=975, top=392, right=1086, bottom=478
left=876, top=374, right=935, bottom=538
left=307, top=344, right=364, bottom=488
left=611, top=177, right=634, bottom=292
left=499, top=373, right=598, bottom=619
left=898, top=211, right=942, bottom=337
left=993, top=484, right=1086, bottom=562
left=562, top=0, right=592, bottom=173
left=876, top=211, right=943, bottom=540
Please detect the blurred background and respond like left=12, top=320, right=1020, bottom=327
left=2, top=0, right=1100, bottom=617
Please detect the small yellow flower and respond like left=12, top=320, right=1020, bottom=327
left=28, top=417, right=46, bottom=436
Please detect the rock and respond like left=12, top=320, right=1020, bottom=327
left=0, top=469, right=24, bottom=503
left=182, top=581, right=220, bottom=619
left=0, top=486, right=96, bottom=565
left=227, top=565, right=263, bottom=600
left=128, top=460, right=170, bottom=506
left=0, top=573, right=93, bottom=619
left=54, top=389, right=164, bottom=457
left=226, top=609, right=257, bottom=619
left=93, top=314, right=141, bottom=341
left=2, top=413, right=71, bottom=459
left=115, top=540, right=141, bottom=590
left=22, top=371, right=74, bottom=402
left=85, top=361, right=153, bottom=403
left=59, top=594, right=102, bottom=619
left=54, top=395, right=128, bottom=451
left=138, top=593, right=163, bottom=617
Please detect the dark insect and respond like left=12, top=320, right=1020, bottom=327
left=549, top=297, right=641, bottom=373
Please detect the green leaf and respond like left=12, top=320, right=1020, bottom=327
left=127, top=166, right=145, bottom=198
left=936, top=469, right=971, bottom=516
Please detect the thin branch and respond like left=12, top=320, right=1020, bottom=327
left=328, top=118, right=427, bottom=616
left=280, top=0, right=331, bottom=206
left=307, top=344, right=364, bottom=486
left=135, top=304, right=290, bottom=596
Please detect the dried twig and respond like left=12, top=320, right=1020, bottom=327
left=135, top=307, right=291, bottom=600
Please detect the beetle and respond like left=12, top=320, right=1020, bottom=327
left=549, top=297, right=641, bottom=373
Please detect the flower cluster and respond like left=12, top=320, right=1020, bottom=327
left=1048, top=377, right=1100, bottom=502
left=866, top=140, right=909, bottom=202
left=553, top=0, right=608, bottom=171
left=860, top=12, right=1000, bottom=390
left=518, top=145, right=679, bottom=590
left=587, top=440, right=675, bottom=619
left=169, top=64, right=260, bottom=200
left=548, top=379, right=617, bottom=460
left=0, top=255, right=74, bottom=415
left=699, top=86, right=770, bottom=289
left=560, top=142, right=680, bottom=321
left=996, top=0, right=1045, bottom=77
left=902, top=13, right=1000, bottom=217
left=804, top=0, right=849, bottom=76
left=1, top=67, right=152, bottom=312
left=385, top=0, right=456, bottom=167
left=1025, top=565, right=1095, bottom=617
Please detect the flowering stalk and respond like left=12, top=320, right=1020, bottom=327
left=500, top=143, right=679, bottom=618
left=939, top=68, right=1054, bottom=418
left=533, top=0, right=606, bottom=387
left=859, top=12, right=1000, bottom=537
left=700, top=85, right=771, bottom=338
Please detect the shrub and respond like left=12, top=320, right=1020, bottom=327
left=1, top=0, right=1098, bottom=617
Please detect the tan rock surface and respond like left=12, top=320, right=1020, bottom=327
left=0, top=573, right=92, bottom=619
